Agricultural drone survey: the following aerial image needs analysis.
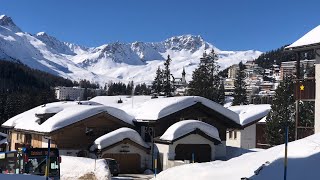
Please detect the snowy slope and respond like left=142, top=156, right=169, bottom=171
left=0, top=15, right=262, bottom=84
left=153, top=133, right=320, bottom=180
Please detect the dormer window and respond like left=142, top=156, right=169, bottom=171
left=35, top=106, right=63, bottom=125
left=35, top=113, right=56, bottom=125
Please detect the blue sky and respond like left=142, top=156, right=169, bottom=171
left=0, top=0, right=319, bottom=52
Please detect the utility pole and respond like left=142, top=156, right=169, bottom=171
left=284, top=125, right=289, bottom=180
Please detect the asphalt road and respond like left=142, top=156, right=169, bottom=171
left=112, top=174, right=154, bottom=180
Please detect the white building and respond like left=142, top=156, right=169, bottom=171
left=55, top=86, right=105, bottom=101
left=154, top=120, right=223, bottom=171
left=226, top=104, right=271, bottom=149
left=55, top=86, right=85, bottom=100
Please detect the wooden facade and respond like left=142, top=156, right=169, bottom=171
left=9, top=112, right=134, bottom=151
left=49, top=112, right=134, bottom=150
left=136, top=102, right=241, bottom=142
left=294, top=79, right=315, bottom=100
left=255, top=123, right=271, bottom=149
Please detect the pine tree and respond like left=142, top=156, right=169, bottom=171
left=232, top=61, right=248, bottom=105
left=217, top=81, right=225, bottom=105
left=152, top=66, right=164, bottom=94
left=188, top=49, right=223, bottom=103
left=163, top=55, right=173, bottom=96
left=265, top=75, right=295, bottom=146
left=126, top=81, right=134, bottom=95
left=299, top=101, right=314, bottom=127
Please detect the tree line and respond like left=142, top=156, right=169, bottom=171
left=0, top=60, right=75, bottom=126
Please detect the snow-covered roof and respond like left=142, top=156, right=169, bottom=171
left=90, top=127, right=149, bottom=151
left=228, top=104, right=271, bottom=126
left=286, top=25, right=320, bottom=50
left=259, top=116, right=267, bottom=123
left=91, top=96, right=240, bottom=124
left=2, top=96, right=269, bottom=133
left=160, top=120, right=221, bottom=142
left=2, top=101, right=134, bottom=133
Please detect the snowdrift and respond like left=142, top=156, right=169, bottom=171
left=153, top=133, right=320, bottom=180
left=60, top=156, right=111, bottom=180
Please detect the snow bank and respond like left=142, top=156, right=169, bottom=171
left=90, top=127, right=149, bottom=151
left=286, top=25, right=320, bottom=49
left=153, top=133, right=320, bottom=180
left=0, top=174, right=45, bottom=180
left=160, top=120, right=221, bottom=142
left=60, top=155, right=111, bottom=180
left=228, top=104, right=271, bottom=126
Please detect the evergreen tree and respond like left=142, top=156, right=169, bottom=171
left=152, top=67, right=164, bottom=94
left=265, top=75, right=295, bottom=146
left=232, top=62, right=248, bottom=105
left=134, top=83, right=151, bottom=95
left=188, top=49, right=223, bottom=103
left=163, top=55, right=173, bottom=96
left=217, top=81, right=225, bottom=105
left=299, top=101, right=314, bottom=127
left=126, top=81, right=134, bottom=95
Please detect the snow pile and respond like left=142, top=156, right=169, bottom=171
left=160, top=120, right=221, bottom=142
left=0, top=174, right=45, bottom=180
left=153, top=133, right=320, bottom=180
left=90, top=127, right=149, bottom=151
left=286, top=25, right=320, bottom=49
left=228, top=104, right=271, bottom=126
left=60, top=155, right=111, bottom=180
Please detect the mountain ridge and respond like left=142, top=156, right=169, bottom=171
left=0, top=14, right=263, bottom=84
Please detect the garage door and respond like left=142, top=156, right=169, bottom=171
left=175, top=144, right=211, bottom=162
left=102, top=153, right=141, bottom=173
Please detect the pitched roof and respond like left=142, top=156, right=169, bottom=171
left=2, top=101, right=134, bottom=133
left=285, top=25, right=320, bottom=50
left=91, top=96, right=240, bottom=124
left=228, top=104, right=271, bottom=127
left=90, top=127, right=149, bottom=151
left=159, top=120, right=221, bottom=142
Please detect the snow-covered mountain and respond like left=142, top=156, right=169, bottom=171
left=0, top=15, right=263, bottom=85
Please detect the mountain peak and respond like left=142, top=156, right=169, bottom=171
left=168, top=34, right=204, bottom=41
left=0, top=15, right=21, bottom=32
left=163, top=34, right=210, bottom=52
left=36, top=31, right=48, bottom=36
left=35, top=31, right=76, bottom=55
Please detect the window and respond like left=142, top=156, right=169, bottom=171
left=234, top=131, right=237, bottom=139
left=16, top=133, right=19, bottom=141
left=25, top=134, right=32, bottom=145
left=229, top=131, right=233, bottom=139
